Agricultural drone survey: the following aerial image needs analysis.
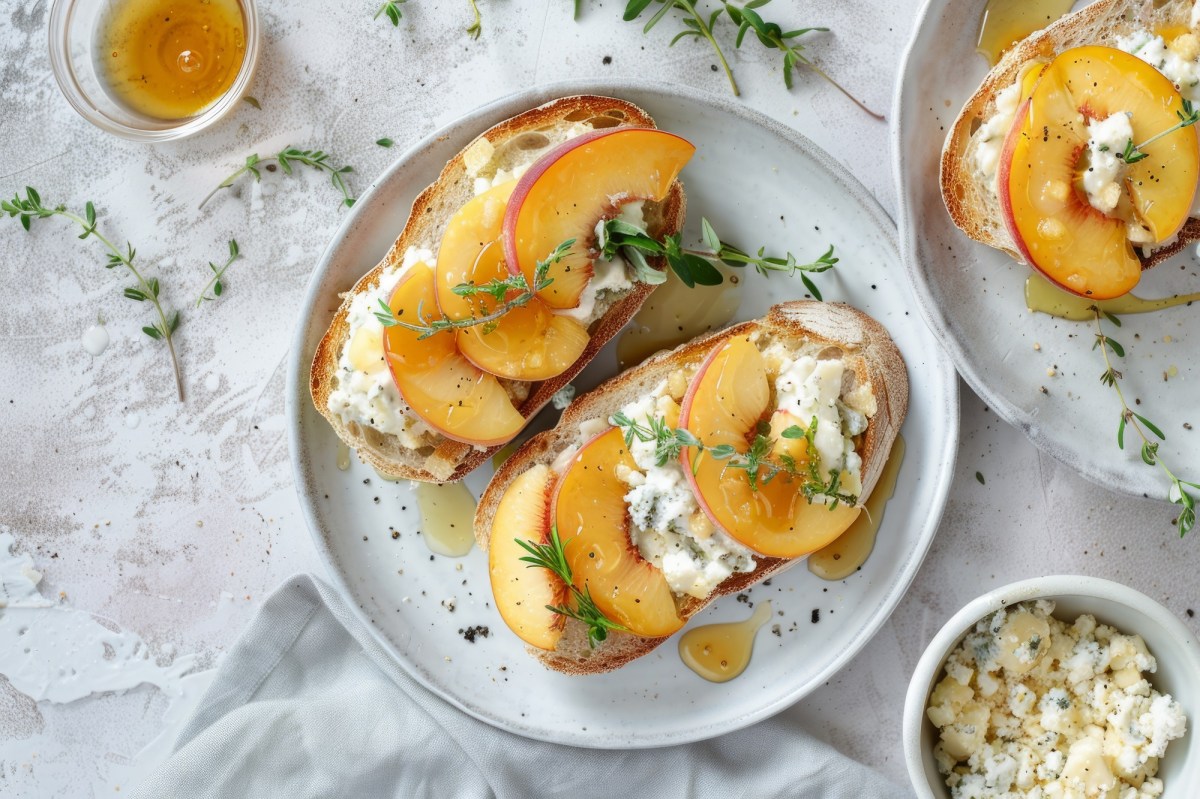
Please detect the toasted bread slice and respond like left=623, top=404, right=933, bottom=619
left=475, top=301, right=909, bottom=675
left=310, top=95, right=687, bottom=483
left=941, top=0, right=1197, bottom=266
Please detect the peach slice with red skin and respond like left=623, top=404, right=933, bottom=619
left=489, top=464, right=569, bottom=651
left=679, top=337, right=860, bottom=559
left=382, top=262, right=524, bottom=446
left=1000, top=45, right=1199, bottom=299
left=502, top=127, right=696, bottom=310
left=551, top=427, right=684, bottom=638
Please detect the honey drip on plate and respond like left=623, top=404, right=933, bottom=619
left=808, top=435, right=906, bottom=581
left=336, top=441, right=351, bottom=471
left=616, top=264, right=743, bottom=370
left=679, top=600, right=772, bottom=683
left=976, top=0, right=1073, bottom=65
left=101, top=0, right=246, bottom=120
left=1025, top=273, right=1200, bottom=321
left=415, top=482, right=477, bottom=557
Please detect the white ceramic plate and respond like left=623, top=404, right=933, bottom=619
left=894, top=1, right=1200, bottom=500
left=286, top=81, right=959, bottom=748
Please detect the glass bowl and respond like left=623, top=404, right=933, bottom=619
left=48, top=0, right=260, bottom=142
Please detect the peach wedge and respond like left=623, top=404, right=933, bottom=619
left=503, top=128, right=695, bottom=310
left=382, top=262, right=524, bottom=446
left=489, top=464, right=569, bottom=651
left=552, top=427, right=684, bottom=638
left=1001, top=46, right=1199, bottom=298
left=679, top=337, right=860, bottom=559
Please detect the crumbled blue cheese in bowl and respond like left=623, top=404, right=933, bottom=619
left=927, top=600, right=1187, bottom=799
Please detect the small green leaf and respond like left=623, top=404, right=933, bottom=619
left=143, top=325, right=163, bottom=340
left=1117, top=414, right=1127, bottom=450
left=700, top=218, right=721, bottom=253
left=1134, top=413, right=1165, bottom=441
left=801, top=273, right=822, bottom=301
left=213, top=280, right=223, bottom=297
left=975, top=471, right=985, bottom=485
left=376, top=138, right=394, bottom=148
left=243, top=96, right=262, bottom=110
left=124, top=287, right=146, bottom=301
left=229, top=239, right=239, bottom=258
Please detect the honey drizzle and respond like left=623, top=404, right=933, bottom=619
left=679, top=600, right=772, bottom=683
left=615, top=264, right=743, bottom=370
left=415, top=482, right=477, bottom=557
left=1025, top=272, right=1200, bottom=321
left=976, top=0, right=1074, bottom=65
left=808, top=435, right=906, bottom=581
left=336, top=441, right=352, bottom=471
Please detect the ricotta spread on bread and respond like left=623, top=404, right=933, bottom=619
left=928, top=600, right=1187, bottom=799
left=1083, top=112, right=1134, bottom=216
left=615, top=381, right=756, bottom=599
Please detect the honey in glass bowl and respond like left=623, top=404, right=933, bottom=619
left=100, top=0, right=247, bottom=120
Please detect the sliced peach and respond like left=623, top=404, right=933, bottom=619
left=503, top=128, right=695, bottom=310
left=434, top=181, right=516, bottom=320
left=552, top=427, right=683, bottom=638
left=489, top=464, right=569, bottom=651
left=1001, top=45, right=1199, bottom=298
left=679, top=337, right=860, bottom=559
left=382, top=262, right=524, bottom=446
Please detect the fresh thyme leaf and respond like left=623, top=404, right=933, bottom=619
left=517, top=525, right=627, bottom=647
left=466, top=0, right=483, bottom=38
left=376, top=138, right=394, bottom=148
left=5, top=188, right=185, bottom=400
left=375, top=298, right=400, bottom=328
left=976, top=471, right=985, bottom=485
left=374, top=0, right=406, bottom=26
left=1092, top=308, right=1197, bottom=536
left=1120, top=101, right=1200, bottom=163
left=201, top=146, right=357, bottom=210
left=243, top=96, right=262, bottom=110
left=195, top=240, right=243, bottom=307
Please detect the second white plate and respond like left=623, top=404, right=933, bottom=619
left=287, top=81, right=959, bottom=748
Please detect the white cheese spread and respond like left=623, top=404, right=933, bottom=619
left=326, top=246, right=437, bottom=447
left=974, top=74, right=1026, bottom=187
left=766, top=345, right=865, bottom=500
left=614, top=385, right=756, bottom=599
left=1117, top=29, right=1200, bottom=102
left=928, top=600, right=1187, bottom=799
left=1083, top=112, right=1133, bottom=215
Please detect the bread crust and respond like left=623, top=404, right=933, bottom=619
left=475, top=301, right=909, bottom=675
left=941, top=0, right=1196, bottom=265
left=310, top=95, right=687, bottom=483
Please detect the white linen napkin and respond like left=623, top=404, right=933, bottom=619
left=130, top=574, right=911, bottom=799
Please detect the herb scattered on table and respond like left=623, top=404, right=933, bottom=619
left=719, top=1, right=882, bottom=120
left=200, top=147, right=356, bottom=210
left=516, top=525, right=628, bottom=647
left=242, top=95, right=262, bottom=110
left=622, top=0, right=740, bottom=96
left=195, top=240, right=242, bottom=307
left=376, top=138, right=394, bottom=148
left=466, top=0, right=483, bottom=38
left=611, top=411, right=857, bottom=506
left=1093, top=308, right=1198, bottom=536
left=373, top=239, right=571, bottom=338
left=374, top=0, right=407, bottom=26
left=3, top=188, right=186, bottom=400
left=975, top=471, right=985, bottom=485
left=598, top=215, right=837, bottom=297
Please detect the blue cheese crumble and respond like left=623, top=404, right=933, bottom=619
left=928, top=600, right=1187, bottom=799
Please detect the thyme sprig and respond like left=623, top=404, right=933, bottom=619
left=516, top=525, right=628, bottom=647
left=719, top=1, right=882, bottom=120
left=623, top=0, right=740, bottom=96
left=610, top=411, right=858, bottom=507
left=374, top=0, right=406, bottom=26
left=598, top=216, right=837, bottom=297
left=466, top=0, right=483, bottom=37
left=373, top=239, right=570, bottom=338
left=1093, top=308, right=1197, bottom=536
left=3, top=188, right=185, bottom=400
left=195, top=240, right=242, bottom=307
left=200, top=147, right=356, bottom=210
left=1118, top=100, right=1200, bottom=164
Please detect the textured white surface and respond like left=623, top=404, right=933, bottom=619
left=1, top=0, right=1199, bottom=796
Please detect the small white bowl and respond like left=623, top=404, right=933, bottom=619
left=903, top=576, right=1200, bottom=798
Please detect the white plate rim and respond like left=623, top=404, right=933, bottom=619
left=890, top=0, right=1173, bottom=500
left=285, top=78, right=961, bottom=748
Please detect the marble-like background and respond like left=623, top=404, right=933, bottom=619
left=1, top=0, right=1198, bottom=794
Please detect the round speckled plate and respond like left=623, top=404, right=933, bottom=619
left=894, top=0, right=1200, bottom=500
left=286, top=81, right=959, bottom=748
